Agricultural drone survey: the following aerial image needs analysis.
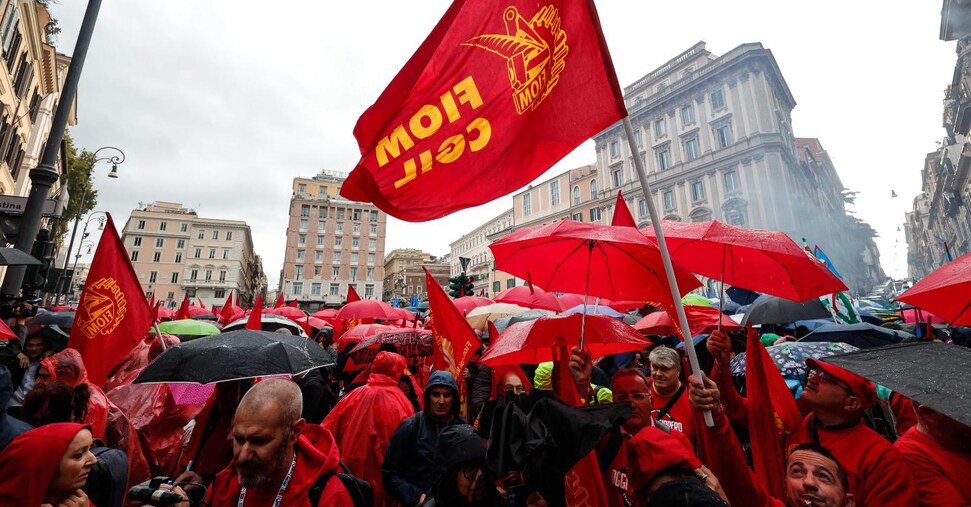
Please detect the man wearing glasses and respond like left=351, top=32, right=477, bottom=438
left=786, top=359, right=918, bottom=507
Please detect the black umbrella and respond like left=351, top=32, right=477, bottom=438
left=726, top=286, right=760, bottom=305
left=0, top=247, right=41, bottom=266
left=742, top=296, right=831, bottom=325
left=28, top=311, right=75, bottom=329
left=28, top=325, right=70, bottom=353
left=821, top=342, right=971, bottom=427
left=799, top=323, right=915, bottom=350
left=133, top=329, right=336, bottom=384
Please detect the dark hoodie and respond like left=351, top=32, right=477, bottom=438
left=422, top=424, right=502, bottom=507
left=383, top=370, right=466, bottom=507
left=0, top=365, right=31, bottom=451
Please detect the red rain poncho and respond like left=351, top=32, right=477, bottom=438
left=106, top=333, right=179, bottom=391
left=322, top=351, right=414, bottom=506
left=0, top=422, right=90, bottom=506
left=41, top=348, right=151, bottom=489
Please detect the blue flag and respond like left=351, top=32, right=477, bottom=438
left=813, top=246, right=842, bottom=279
left=411, top=294, right=420, bottom=307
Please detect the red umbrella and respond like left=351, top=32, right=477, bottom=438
left=633, top=305, right=741, bottom=336
left=899, top=308, right=945, bottom=324
left=481, top=314, right=651, bottom=366
left=336, top=299, right=395, bottom=321
left=608, top=300, right=648, bottom=312
left=641, top=220, right=846, bottom=302
left=336, top=323, right=394, bottom=349
left=266, top=306, right=308, bottom=321
left=494, top=285, right=562, bottom=312
left=452, top=296, right=495, bottom=315
left=555, top=293, right=611, bottom=309
left=897, top=251, right=971, bottom=324
left=490, top=221, right=700, bottom=306
left=312, top=308, right=339, bottom=319
left=347, top=329, right=433, bottom=363
left=156, top=307, right=175, bottom=321
left=186, top=306, right=210, bottom=318
left=389, top=307, right=416, bottom=322
left=0, top=319, right=16, bottom=340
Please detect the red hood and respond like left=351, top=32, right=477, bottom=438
left=299, top=424, right=341, bottom=475
left=369, top=351, right=406, bottom=386
left=41, top=348, right=89, bottom=386
left=0, top=423, right=89, bottom=506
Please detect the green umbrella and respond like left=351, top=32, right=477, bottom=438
left=681, top=293, right=713, bottom=307
left=151, top=319, right=221, bottom=337
left=417, top=301, right=429, bottom=311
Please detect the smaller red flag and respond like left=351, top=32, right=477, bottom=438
left=611, top=190, right=637, bottom=227
left=347, top=285, right=362, bottom=303
left=423, top=267, right=481, bottom=378
left=219, top=291, right=235, bottom=325
left=176, top=294, right=190, bottom=321
left=288, top=299, right=298, bottom=308
left=148, top=291, right=156, bottom=309
left=196, top=296, right=206, bottom=310
left=246, top=295, right=264, bottom=331
left=274, top=293, right=285, bottom=308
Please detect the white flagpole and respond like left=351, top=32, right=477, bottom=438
left=623, top=117, right=714, bottom=427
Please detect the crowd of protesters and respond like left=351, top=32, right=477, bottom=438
left=0, top=303, right=969, bottom=507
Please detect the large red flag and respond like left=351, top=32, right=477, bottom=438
left=342, top=0, right=627, bottom=221
left=746, top=325, right=801, bottom=499
left=246, top=295, right=264, bottom=330
left=274, top=293, right=285, bottom=309
left=175, top=293, right=190, bottom=321
left=347, top=285, right=361, bottom=303
left=424, top=266, right=480, bottom=387
left=611, top=190, right=637, bottom=227
left=218, top=291, right=235, bottom=324
left=67, top=214, right=153, bottom=387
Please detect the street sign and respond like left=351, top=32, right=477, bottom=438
left=459, top=256, right=471, bottom=272
left=0, top=195, right=59, bottom=217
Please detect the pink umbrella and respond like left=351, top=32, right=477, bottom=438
left=494, top=285, right=562, bottom=312
left=899, top=308, right=945, bottom=325
left=555, top=293, right=611, bottom=309
left=633, top=305, right=741, bottom=336
left=452, top=296, right=495, bottom=315
left=336, top=299, right=395, bottom=321
left=266, top=306, right=308, bottom=321
left=312, top=308, right=339, bottom=319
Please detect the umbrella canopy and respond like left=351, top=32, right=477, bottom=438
left=452, top=296, right=495, bottom=315
left=417, top=301, right=429, bottom=311
left=494, top=285, right=563, bottom=311
left=311, top=308, right=339, bottom=319
left=347, top=329, right=433, bottom=363
left=606, top=300, right=645, bottom=312
left=222, top=314, right=308, bottom=336
left=681, top=293, right=713, bottom=307
left=555, top=293, right=610, bottom=309
left=190, top=313, right=219, bottom=322
left=466, top=303, right=529, bottom=331
left=266, top=306, right=308, bottom=321
left=388, top=307, right=416, bottom=322
left=186, top=306, right=211, bottom=318
left=560, top=304, right=624, bottom=318
left=156, top=307, right=176, bottom=321
left=133, top=329, right=336, bottom=384
left=490, top=221, right=701, bottom=305
left=897, top=251, right=971, bottom=325
left=642, top=220, right=847, bottom=301
left=481, top=314, right=650, bottom=366
left=726, top=286, right=761, bottom=305
left=742, top=296, right=832, bottom=325
left=799, top=323, right=915, bottom=350
left=492, top=309, right=555, bottom=334
left=898, top=307, right=945, bottom=324
left=27, top=325, right=70, bottom=352
left=730, top=341, right=859, bottom=380
left=634, top=305, right=741, bottom=336
left=27, top=310, right=75, bottom=329
left=821, top=342, right=971, bottom=427
left=336, top=299, right=395, bottom=321
left=152, top=319, right=220, bottom=337
left=0, top=247, right=41, bottom=266
left=336, top=323, right=395, bottom=349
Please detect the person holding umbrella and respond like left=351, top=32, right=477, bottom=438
left=895, top=402, right=971, bottom=506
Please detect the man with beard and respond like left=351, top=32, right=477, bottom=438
left=162, top=378, right=353, bottom=506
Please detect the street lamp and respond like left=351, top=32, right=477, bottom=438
left=71, top=239, right=95, bottom=283
left=52, top=146, right=125, bottom=304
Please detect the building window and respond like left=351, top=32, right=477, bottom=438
left=493, top=281, right=501, bottom=294
left=684, top=137, right=699, bottom=161
left=133, top=237, right=142, bottom=247
left=365, top=284, right=375, bottom=298
left=212, top=230, right=218, bottom=240
left=167, top=291, right=175, bottom=300
left=590, top=179, right=597, bottom=199
left=315, top=251, right=324, bottom=263
left=571, top=212, right=583, bottom=221
left=350, top=253, right=359, bottom=264
left=368, top=239, right=377, bottom=250
left=190, top=269, right=198, bottom=281
left=336, top=208, right=345, bottom=220
left=638, top=198, right=648, bottom=218
left=550, top=180, right=560, bottom=206
left=610, top=140, right=620, bottom=158
left=654, top=118, right=666, bottom=138
left=317, top=222, right=326, bottom=233
left=137, top=220, right=146, bottom=230
left=177, top=239, right=185, bottom=249
left=214, top=289, right=226, bottom=298
left=369, top=224, right=377, bottom=235
left=130, top=250, right=140, bottom=262
left=350, top=267, right=358, bottom=281
left=296, top=250, right=305, bottom=261
left=209, top=248, right=216, bottom=259
left=724, top=170, right=740, bottom=193
left=725, top=206, right=746, bottom=226
left=691, top=181, right=705, bottom=202
left=332, top=266, right=340, bottom=279
left=298, top=183, right=306, bottom=194
left=194, top=247, right=202, bottom=258
left=681, top=104, right=694, bottom=125
left=159, top=221, right=167, bottom=231
left=710, top=89, right=726, bottom=111
left=226, top=231, right=232, bottom=241
left=329, top=283, right=340, bottom=296
left=153, top=252, right=161, bottom=262
left=175, top=253, right=182, bottom=263
left=171, top=272, right=179, bottom=283
left=219, top=270, right=227, bottom=282
left=205, top=270, right=213, bottom=281
left=336, top=222, right=343, bottom=234
left=180, top=223, right=187, bottom=232
left=370, top=210, right=378, bottom=222
left=223, top=249, right=229, bottom=259
left=301, top=205, right=310, bottom=217
left=300, top=219, right=308, bottom=231
left=155, top=238, right=164, bottom=248
left=198, top=230, right=205, bottom=239
left=612, top=168, right=623, bottom=187
left=589, top=207, right=602, bottom=222
left=293, top=282, right=303, bottom=295
left=715, top=124, right=733, bottom=149
left=311, top=283, right=322, bottom=295
left=334, top=237, right=343, bottom=248
left=368, top=252, right=376, bottom=264
left=663, top=190, right=676, bottom=211
left=149, top=271, right=157, bottom=283
left=314, top=266, right=322, bottom=276
left=353, top=223, right=361, bottom=234
left=298, top=234, right=306, bottom=246
left=573, top=186, right=581, bottom=205
left=523, top=194, right=531, bottom=216
left=319, top=207, right=328, bottom=219
left=367, top=267, right=374, bottom=280
left=507, top=279, right=516, bottom=289
left=657, top=148, right=671, bottom=171
left=633, top=128, right=643, bottom=148
left=352, top=209, right=362, bottom=221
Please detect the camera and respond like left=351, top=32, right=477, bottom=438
left=0, top=295, right=41, bottom=319
left=128, top=477, right=191, bottom=506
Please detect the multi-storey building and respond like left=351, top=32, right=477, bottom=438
left=382, top=248, right=449, bottom=303
left=448, top=209, right=516, bottom=297
left=279, top=170, right=387, bottom=309
left=120, top=202, right=265, bottom=308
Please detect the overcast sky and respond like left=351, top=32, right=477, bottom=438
left=49, top=1, right=954, bottom=286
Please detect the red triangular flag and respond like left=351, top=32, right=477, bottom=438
left=288, top=298, right=298, bottom=308
left=746, top=324, right=801, bottom=499
left=175, top=293, right=190, bottom=321
left=150, top=301, right=162, bottom=324
left=196, top=296, right=206, bottom=310
left=246, top=295, right=264, bottom=331
left=67, top=213, right=153, bottom=387
left=611, top=190, right=637, bottom=227
left=341, top=0, right=627, bottom=221
left=347, top=285, right=362, bottom=303
left=219, top=291, right=236, bottom=325
left=424, top=267, right=480, bottom=378
left=148, top=290, right=156, bottom=309
left=274, top=293, right=285, bottom=308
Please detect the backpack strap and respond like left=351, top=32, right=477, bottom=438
left=654, top=383, right=686, bottom=421
left=308, top=470, right=332, bottom=507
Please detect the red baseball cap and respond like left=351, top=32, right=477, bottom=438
left=806, top=358, right=877, bottom=409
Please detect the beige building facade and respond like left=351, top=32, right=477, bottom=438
left=382, top=248, right=449, bottom=303
left=120, top=202, right=265, bottom=308
left=449, top=209, right=517, bottom=297
left=279, top=170, right=387, bottom=308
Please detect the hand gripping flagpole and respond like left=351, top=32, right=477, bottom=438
left=623, top=117, right=714, bottom=427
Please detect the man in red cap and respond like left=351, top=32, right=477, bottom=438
left=786, top=359, right=917, bottom=507
left=895, top=402, right=971, bottom=506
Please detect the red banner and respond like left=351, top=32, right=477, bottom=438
left=218, top=291, right=235, bottom=324
left=67, top=214, right=152, bottom=387
left=424, top=267, right=481, bottom=378
left=343, top=0, right=627, bottom=221
left=347, top=284, right=361, bottom=303
left=246, top=295, right=264, bottom=330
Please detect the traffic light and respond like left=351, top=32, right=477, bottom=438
left=22, top=228, right=54, bottom=293
left=448, top=274, right=464, bottom=298
left=464, top=275, right=475, bottom=297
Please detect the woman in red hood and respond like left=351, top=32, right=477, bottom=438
left=323, top=351, right=415, bottom=506
left=0, top=422, right=98, bottom=506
